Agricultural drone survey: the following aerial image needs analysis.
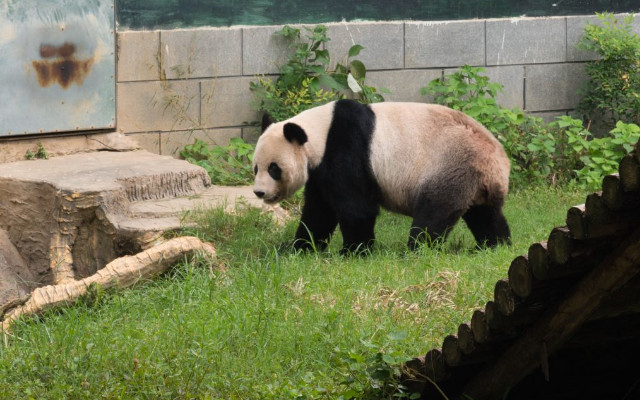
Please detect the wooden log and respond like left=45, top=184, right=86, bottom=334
left=619, top=154, right=640, bottom=192
left=585, top=192, right=614, bottom=223
left=424, top=348, right=447, bottom=382
left=547, top=227, right=572, bottom=265
left=528, top=241, right=549, bottom=281
left=442, top=334, right=462, bottom=367
left=470, top=309, right=490, bottom=344
left=602, top=173, right=640, bottom=210
left=494, top=279, right=518, bottom=316
left=401, top=356, right=427, bottom=395
left=507, top=255, right=534, bottom=298
left=460, top=225, right=640, bottom=400
left=566, top=204, right=587, bottom=240
left=1, top=236, right=217, bottom=334
left=457, top=323, right=476, bottom=355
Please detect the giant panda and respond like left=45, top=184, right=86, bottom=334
left=252, top=99, right=511, bottom=253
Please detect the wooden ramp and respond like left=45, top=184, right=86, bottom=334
left=405, top=152, right=640, bottom=400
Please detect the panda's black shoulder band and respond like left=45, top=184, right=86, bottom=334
left=283, top=123, right=308, bottom=145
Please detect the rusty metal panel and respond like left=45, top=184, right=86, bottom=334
left=0, top=0, right=115, bottom=137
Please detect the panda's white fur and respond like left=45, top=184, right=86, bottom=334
left=253, top=99, right=511, bottom=252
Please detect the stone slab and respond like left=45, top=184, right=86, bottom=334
left=117, top=80, right=200, bottom=133
left=525, top=63, right=588, bottom=112
left=566, top=15, right=601, bottom=62
left=127, top=132, right=161, bottom=154
left=325, top=22, right=404, bottom=71
left=117, top=31, right=161, bottom=82
left=405, top=20, right=485, bottom=68
left=366, top=69, right=442, bottom=103
left=0, top=150, right=209, bottom=198
left=0, top=133, right=139, bottom=164
left=160, top=28, right=242, bottom=79
left=484, top=65, right=525, bottom=109
left=486, top=17, right=566, bottom=65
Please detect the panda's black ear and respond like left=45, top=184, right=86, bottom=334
left=261, top=113, right=275, bottom=133
left=283, top=123, right=308, bottom=146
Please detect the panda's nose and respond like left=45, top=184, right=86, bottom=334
left=254, top=190, right=265, bottom=198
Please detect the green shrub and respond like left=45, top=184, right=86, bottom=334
left=250, top=24, right=386, bottom=122
left=578, top=13, right=640, bottom=129
left=180, top=137, right=254, bottom=185
left=564, top=120, right=640, bottom=190
left=422, top=65, right=569, bottom=187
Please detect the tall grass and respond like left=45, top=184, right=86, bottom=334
left=0, top=186, right=585, bottom=399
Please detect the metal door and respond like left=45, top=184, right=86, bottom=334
left=0, top=0, right=115, bottom=136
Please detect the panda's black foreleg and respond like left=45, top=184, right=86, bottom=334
left=462, top=204, right=511, bottom=248
left=408, top=192, right=466, bottom=250
left=293, top=185, right=338, bottom=252
left=338, top=215, right=377, bottom=255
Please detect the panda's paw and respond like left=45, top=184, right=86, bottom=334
left=339, top=242, right=374, bottom=257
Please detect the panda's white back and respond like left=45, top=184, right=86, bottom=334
left=368, top=102, right=508, bottom=215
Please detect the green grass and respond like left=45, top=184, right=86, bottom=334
left=0, top=186, right=585, bottom=399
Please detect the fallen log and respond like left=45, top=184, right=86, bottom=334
left=1, top=236, right=216, bottom=336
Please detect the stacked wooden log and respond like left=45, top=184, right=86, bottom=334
left=403, top=152, right=640, bottom=400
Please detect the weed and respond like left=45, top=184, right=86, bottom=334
left=25, top=141, right=48, bottom=160
left=180, top=137, right=255, bottom=185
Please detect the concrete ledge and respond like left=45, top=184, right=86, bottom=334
left=405, top=20, right=485, bottom=68
left=487, top=17, right=566, bottom=65
left=160, top=28, right=242, bottom=79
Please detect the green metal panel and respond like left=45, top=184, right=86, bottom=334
left=0, top=0, right=115, bottom=136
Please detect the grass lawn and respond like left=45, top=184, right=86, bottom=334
left=0, top=185, right=585, bottom=399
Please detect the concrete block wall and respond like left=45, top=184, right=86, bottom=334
left=116, top=14, right=639, bottom=157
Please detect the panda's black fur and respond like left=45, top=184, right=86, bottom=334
left=255, top=99, right=511, bottom=253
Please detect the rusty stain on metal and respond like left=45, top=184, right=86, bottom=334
left=32, top=42, right=94, bottom=89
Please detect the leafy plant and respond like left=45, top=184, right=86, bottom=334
left=251, top=24, right=386, bottom=122
left=25, top=141, right=48, bottom=160
left=333, top=331, right=422, bottom=399
left=578, top=13, right=640, bottom=129
left=180, top=137, right=254, bottom=185
left=564, top=120, right=640, bottom=190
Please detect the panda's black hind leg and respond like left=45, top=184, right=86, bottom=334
left=408, top=192, right=467, bottom=250
left=339, top=216, right=377, bottom=255
left=462, top=204, right=511, bottom=248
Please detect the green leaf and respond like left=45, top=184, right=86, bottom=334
left=348, top=44, right=365, bottom=58
left=349, top=60, right=367, bottom=80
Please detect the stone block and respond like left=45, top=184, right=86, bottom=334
left=242, top=25, right=294, bottom=75
left=160, top=28, right=242, bottom=79
left=566, top=15, right=601, bottom=62
left=525, top=63, right=588, bottom=112
left=161, top=128, right=241, bottom=158
left=127, top=132, right=161, bottom=154
left=405, top=20, right=485, bottom=68
left=325, top=22, right=404, bottom=70
left=484, top=66, right=525, bottom=109
left=366, top=69, right=442, bottom=103
left=117, top=80, right=200, bottom=133
left=486, top=17, right=566, bottom=65
left=201, top=77, right=261, bottom=128
left=117, top=31, right=160, bottom=82
left=243, top=126, right=261, bottom=144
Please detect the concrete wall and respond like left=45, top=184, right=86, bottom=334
left=116, top=14, right=640, bottom=157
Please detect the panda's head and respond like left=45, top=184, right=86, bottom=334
left=252, top=121, right=309, bottom=204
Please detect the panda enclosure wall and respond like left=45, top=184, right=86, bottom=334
left=116, top=13, right=640, bottom=157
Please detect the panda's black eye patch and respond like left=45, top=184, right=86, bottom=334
left=254, top=166, right=258, bottom=176
left=268, top=162, right=282, bottom=181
